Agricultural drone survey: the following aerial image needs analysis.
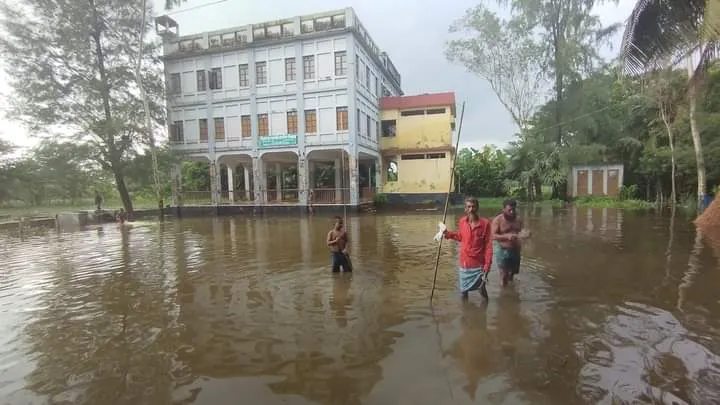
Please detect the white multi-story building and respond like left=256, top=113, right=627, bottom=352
left=155, top=8, right=403, bottom=208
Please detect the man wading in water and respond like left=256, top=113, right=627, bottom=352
left=327, top=216, right=352, bottom=273
left=491, top=199, right=530, bottom=286
left=435, top=197, right=493, bottom=300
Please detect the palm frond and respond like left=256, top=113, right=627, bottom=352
left=621, top=0, right=706, bottom=75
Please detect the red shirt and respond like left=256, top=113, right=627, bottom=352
left=444, top=216, right=493, bottom=271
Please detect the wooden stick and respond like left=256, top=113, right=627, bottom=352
left=430, top=101, right=466, bottom=302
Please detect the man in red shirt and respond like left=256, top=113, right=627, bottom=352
left=435, top=197, right=493, bottom=300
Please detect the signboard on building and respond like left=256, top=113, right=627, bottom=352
left=259, top=134, right=298, bottom=148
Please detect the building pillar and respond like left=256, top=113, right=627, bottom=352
left=375, top=157, right=382, bottom=193
left=349, top=153, right=359, bottom=206
left=210, top=161, right=219, bottom=204
left=171, top=163, right=183, bottom=207
left=308, top=161, right=315, bottom=189
left=253, top=156, right=264, bottom=204
left=227, top=165, right=235, bottom=202
left=275, top=163, right=282, bottom=201
left=298, top=155, right=308, bottom=205
left=334, top=158, right=342, bottom=203
left=243, top=164, right=251, bottom=201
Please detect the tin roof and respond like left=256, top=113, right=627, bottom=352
left=380, top=92, right=456, bottom=113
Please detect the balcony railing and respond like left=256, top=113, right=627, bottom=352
left=174, top=187, right=376, bottom=206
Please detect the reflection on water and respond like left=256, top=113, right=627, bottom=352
left=1, top=207, right=720, bottom=404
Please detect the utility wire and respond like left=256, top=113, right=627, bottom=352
left=165, top=0, right=228, bottom=15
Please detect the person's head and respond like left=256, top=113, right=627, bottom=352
left=334, top=216, right=344, bottom=230
left=502, top=198, right=517, bottom=219
left=464, top=197, right=479, bottom=218
left=119, top=208, right=125, bottom=213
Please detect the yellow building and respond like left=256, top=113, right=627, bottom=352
left=379, top=92, right=456, bottom=204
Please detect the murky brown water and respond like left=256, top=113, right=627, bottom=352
left=1, top=207, right=720, bottom=405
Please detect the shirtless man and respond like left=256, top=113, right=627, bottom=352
left=327, top=216, right=351, bottom=273
left=491, top=199, right=530, bottom=286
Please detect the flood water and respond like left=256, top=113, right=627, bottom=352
left=2, top=207, right=720, bottom=405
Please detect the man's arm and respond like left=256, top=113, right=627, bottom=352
left=327, top=231, right=337, bottom=246
left=484, top=220, right=493, bottom=272
left=518, top=220, right=531, bottom=239
left=443, top=221, right=462, bottom=241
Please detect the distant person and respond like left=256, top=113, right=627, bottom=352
left=435, top=197, right=493, bottom=300
left=327, top=216, right=351, bottom=273
left=94, top=191, right=103, bottom=211
left=491, top=199, right=531, bottom=287
left=116, top=208, right=127, bottom=225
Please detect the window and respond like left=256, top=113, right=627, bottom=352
left=199, top=119, right=208, bottom=142
left=365, top=66, right=370, bottom=88
left=356, top=108, right=361, bottom=135
left=381, top=120, right=397, bottom=137
left=355, top=55, right=359, bottom=78
left=305, top=109, right=317, bottom=134
left=287, top=111, right=298, bottom=134
left=374, top=75, right=379, bottom=96
left=170, top=121, right=184, bottom=143
left=238, top=64, right=249, bottom=87
left=400, top=110, right=425, bottom=117
left=256, top=62, right=267, bottom=85
left=401, top=154, right=425, bottom=160
left=427, top=108, right=446, bottom=115
left=213, top=118, right=225, bottom=140
left=336, top=107, right=348, bottom=131
left=427, top=153, right=446, bottom=159
left=303, top=55, right=315, bottom=80
left=258, top=114, right=268, bottom=136
left=377, top=120, right=381, bottom=142
left=366, top=115, right=371, bottom=139
left=196, top=71, right=207, bottom=91
left=334, top=51, right=347, bottom=76
left=241, top=115, right=251, bottom=138
left=209, top=68, right=222, bottom=90
left=169, top=73, right=181, bottom=94
left=285, top=58, right=296, bottom=82
left=387, top=160, right=398, bottom=182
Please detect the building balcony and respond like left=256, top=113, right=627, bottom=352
left=169, top=132, right=359, bottom=151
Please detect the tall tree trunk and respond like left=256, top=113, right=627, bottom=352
left=659, top=102, right=677, bottom=206
left=114, top=170, right=134, bottom=214
left=687, top=56, right=706, bottom=213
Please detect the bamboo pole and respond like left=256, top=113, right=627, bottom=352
left=430, top=102, right=466, bottom=301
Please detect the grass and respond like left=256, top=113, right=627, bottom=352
left=452, top=197, right=565, bottom=209
left=0, top=198, right=159, bottom=222
left=572, top=196, right=655, bottom=209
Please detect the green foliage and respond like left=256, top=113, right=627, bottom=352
left=618, top=185, right=639, bottom=201
left=0, top=0, right=167, bottom=213
left=573, top=197, right=655, bottom=209
left=454, top=146, right=508, bottom=198
left=372, top=193, right=388, bottom=206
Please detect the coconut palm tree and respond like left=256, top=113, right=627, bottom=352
left=621, top=0, right=720, bottom=212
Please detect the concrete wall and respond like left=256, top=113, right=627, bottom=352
left=379, top=107, right=453, bottom=151
left=382, top=154, right=453, bottom=194
left=570, top=164, right=625, bottom=197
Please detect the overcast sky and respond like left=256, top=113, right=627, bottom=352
left=0, top=0, right=636, bottom=151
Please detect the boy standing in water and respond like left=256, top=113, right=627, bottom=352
left=327, top=216, right=351, bottom=273
left=491, top=199, right=530, bottom=286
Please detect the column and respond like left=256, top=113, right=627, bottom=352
left=308, top=161, right=316, bottom=188
left=244, top=165, right=251, bottom=201
left=171, top=163, right=183, bottom=207
left=275, top=163, right=282, bottom=202
left=298, top=155, right=308, bottom=205
left=227, top=166, right=235, bottom=202
left=375, top=158, right=382, bottom=194
left=334, top=158, right=342, bottom=203
left=253, top=156, right=264, bottom=204
left=210, top=161, right=219, bottom=204
left=349, top=153, right=359, bottom=206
